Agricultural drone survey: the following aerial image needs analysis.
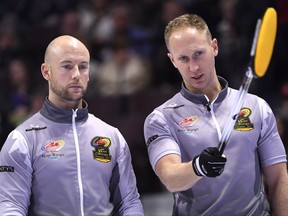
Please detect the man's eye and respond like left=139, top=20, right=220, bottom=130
left=79, top=65, right=89, bottom=71
left=193, top=51, right=202, bottom=58
left=179, top=56, right=188, bottom=62
left=63, top=65, right=73, bottom=70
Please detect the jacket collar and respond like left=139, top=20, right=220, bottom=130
left=180, top=76, right=228, bottom=105
left=40, top=98, right=89, bottom=123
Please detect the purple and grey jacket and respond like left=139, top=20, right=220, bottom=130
left=144, top=77, right=287, bottom=216
left=0, top=98, right=144, bottom=216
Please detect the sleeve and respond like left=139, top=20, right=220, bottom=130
left=109, top=129, right=144, bottom=216
left=257, top=97, right=287, bottom=167
left=0, top=130, right=33, bottom=216
left=143, top=110, right=181, bottom=171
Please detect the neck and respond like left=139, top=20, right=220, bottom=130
left=206, top=80, right=222, bottom=101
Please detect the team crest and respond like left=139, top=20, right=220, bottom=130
left=234, top=108, right=254, bottom=131
left=41, top=140, right=65, bottom=160
left=178, top=116, right=199, bottom=133
left=179, top=116, right=198, bottom=129
left=91, top=136, right=111, bottom=163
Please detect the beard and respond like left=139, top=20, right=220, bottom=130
left=50, top=78, right=86, bottom=103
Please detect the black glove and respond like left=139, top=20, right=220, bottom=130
left=192, top=147, right=227, bottom=177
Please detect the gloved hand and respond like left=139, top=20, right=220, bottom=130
left=192, top=147, right=227, bottom=177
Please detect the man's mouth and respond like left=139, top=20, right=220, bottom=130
left=192, top=74, right=203, bottom=80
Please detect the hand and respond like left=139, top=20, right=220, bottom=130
left=192, top=147, right=227, bottom=177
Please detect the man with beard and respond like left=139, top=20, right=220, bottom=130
left=0, top=35, right=144, bottom=216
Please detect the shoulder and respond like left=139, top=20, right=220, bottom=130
left=144, top=93, right=185, bottom=132
left=87, top=113, right=124, bottom=139
left=152, top=92, right=183, bottom=112
left=15, top=112, right=43, bottom=133
left=87, top=113, right=115, bottom=128
left=228, top=87, right=266, bottom=106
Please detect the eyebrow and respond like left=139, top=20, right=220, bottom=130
left=59, top=60, right=89, bottom=65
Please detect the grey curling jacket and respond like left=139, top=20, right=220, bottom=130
left=0, top=98, right=144, bottom=216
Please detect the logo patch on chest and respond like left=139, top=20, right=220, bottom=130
left=234, top=108, right=254, bottom=131
left=178, top=116, right=199, bottom=133
left=41, top=140, right=65, bottom=160
left=91, top=136, right=111, bottom=163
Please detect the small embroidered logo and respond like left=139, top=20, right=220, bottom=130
left=91, top=136, right=112, bottom=163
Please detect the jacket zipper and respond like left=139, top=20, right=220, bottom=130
left=72, top=110, right=84, bottom=216
left=204, top=95, right=222, bottom=142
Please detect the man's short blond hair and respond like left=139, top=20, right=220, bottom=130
left=164, top=14, right=212, bottom=50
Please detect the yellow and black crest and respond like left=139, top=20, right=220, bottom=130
left=234, top=108, right=254, bottom=131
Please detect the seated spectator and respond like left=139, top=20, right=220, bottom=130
left=93, top=35, right=152, bottom=97
left=6, top=58, right=32, bottom=126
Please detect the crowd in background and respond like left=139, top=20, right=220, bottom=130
left=0, top=0, right=288, bottom=195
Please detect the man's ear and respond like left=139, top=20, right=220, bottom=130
left=212, top=38, right=219, bottom=56
left=167, top=53, right=177, bottom=68
left=41, top=63, right=50, bottom=81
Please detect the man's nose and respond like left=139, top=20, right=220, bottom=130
left=189, top=61, right=199, bottom=72
left=72, top=66, right=81, bottom=79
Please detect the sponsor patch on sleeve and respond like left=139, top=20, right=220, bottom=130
left=146, top=134, right=159, bottom=147
left=0, top=166, right=14, bottom=172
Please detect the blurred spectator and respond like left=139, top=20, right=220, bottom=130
left=130, top=0, right=162, bottom=30
left=93, top=35, right=152, bottom=97
left=150, top=0, right=187, bottom=88
left=187, top=0, right=222, bottom=37
left=216, top=0, right=241, bottom=88
left=88, top=2, right=132, bottom=61
left=12, top=0, right=81, bottom=79
left=6, top=58, right=32, bottom=126
left=128, top=0, right=161, bottom=58
left=58, top=9, right=89, bottom=46
left=14, top=0, right=79, bottom=27
left=0, top=16, right=20, bottom=137
left=78, top=0, right=112, bottom=38
left=0, top=14, right=20, bottom=74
